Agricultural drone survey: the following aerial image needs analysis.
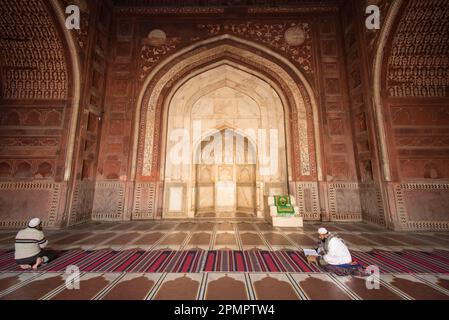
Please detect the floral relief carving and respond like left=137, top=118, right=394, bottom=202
left=139, top=36, right=182, bottom=81
left=197, top=22, right=313, bottom=74
left=138, top=22, right=313, bottom=81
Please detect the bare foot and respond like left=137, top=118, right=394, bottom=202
left=20, top=265, right=32, bottom=270
left=32, top=257, right=43, bottom=270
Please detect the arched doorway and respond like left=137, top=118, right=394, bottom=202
left=195, top=128, right=257, bottom=218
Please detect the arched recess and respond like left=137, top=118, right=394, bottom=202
left=134, top=35, right=321, bottom=219
left=0, top=0, right=81, bottom=228
left=0, top=0, right=81, bottom=183
left=373, top=0, right=449, bottom=231
left=161, top=61, right=292, bottom=181
left=162, top=64, right=289, bottom=218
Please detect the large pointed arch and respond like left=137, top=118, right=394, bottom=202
left=133, top=35, right=322, bottom=184
left=161, top=63, right=289, bottom=218
left=160, top=62, right=291, bottom=183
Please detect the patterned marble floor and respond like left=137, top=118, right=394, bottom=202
left=1, top=220, right=449, bottom=300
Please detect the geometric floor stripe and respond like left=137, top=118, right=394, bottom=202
left=1, top=249, right=449, bottom=274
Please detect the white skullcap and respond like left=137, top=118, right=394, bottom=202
left=318, top=227, right=328, bottom=235
left=28, top=218, right=41, bottom=228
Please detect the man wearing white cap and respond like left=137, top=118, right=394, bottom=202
left=313, top=227, right=352, bottom=266
left=15, top=218, right=50, bottom=270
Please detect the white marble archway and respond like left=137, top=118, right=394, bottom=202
left=133, top=35, right=322, bottom=182
left=162, top=64, right=289, bottom=218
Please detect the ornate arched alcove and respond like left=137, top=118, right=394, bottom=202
left=163, top=64, right=288, bottom=219
left=0, top=0, right=81, bottom=228
left=373, top=0, right=449, bottom=231
left=132, top=35, right=322, bottom=220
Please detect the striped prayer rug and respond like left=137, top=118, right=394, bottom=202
left=0, top=249, right=448, bottom=274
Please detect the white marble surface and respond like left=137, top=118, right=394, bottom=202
left=168, top=186, right=183, bottom=212
left=163, top=64, right=290, bottom=216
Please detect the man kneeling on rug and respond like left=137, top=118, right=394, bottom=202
left=15, top=218, right=51, bottom=270
left=307, top=227, right=365, bottom=276
left=310, top=227, right=352, bottom=266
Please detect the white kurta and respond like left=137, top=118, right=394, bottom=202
left=322, top=237, right=352, bottom=265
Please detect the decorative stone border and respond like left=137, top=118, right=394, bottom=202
left=328, top=182, right=363, bottom=221
left=92, top=181, right=126, bottom=221
left=295, top=181, right=320, bottom=220
left=359, top=183, right=386, bottom=227
left=0, top=181, right=62, bottom=228
left=394, top=182, right=449, bottom=231
left=132, top=182, right=158, bottom=220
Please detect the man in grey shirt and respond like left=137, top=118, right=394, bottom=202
left=15, top=218, right=50, bottom=270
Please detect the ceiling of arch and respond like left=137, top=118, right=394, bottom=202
left=387, top=0, right=449, bottom=98
left=0, top=0, right=68, bottom=100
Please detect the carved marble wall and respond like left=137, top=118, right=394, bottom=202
left=0, top=181, right=67, bottom=228
left=95, top=4, right=364, bottom=223
left=68, top=0, right=113, bottom=225
left=93, top=9, right=136, bottom=221
left=315, top=14, right=361, bottom=222
left=0, top=0, right=70, bottom=183
left=340, top=0, right=386, bottom=226
left=0, top=0, right=72, bottom=227
left=0, top=0, right=113, bottom=228
left=393, top=183, right=449, bottom=231
left=3, top=1, right=447, bottom=229
left=386, top=0, right=448, bottom=98
left=380, top=0, right=449, bottom=230
left=337, top=0, right=449, bottom=230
